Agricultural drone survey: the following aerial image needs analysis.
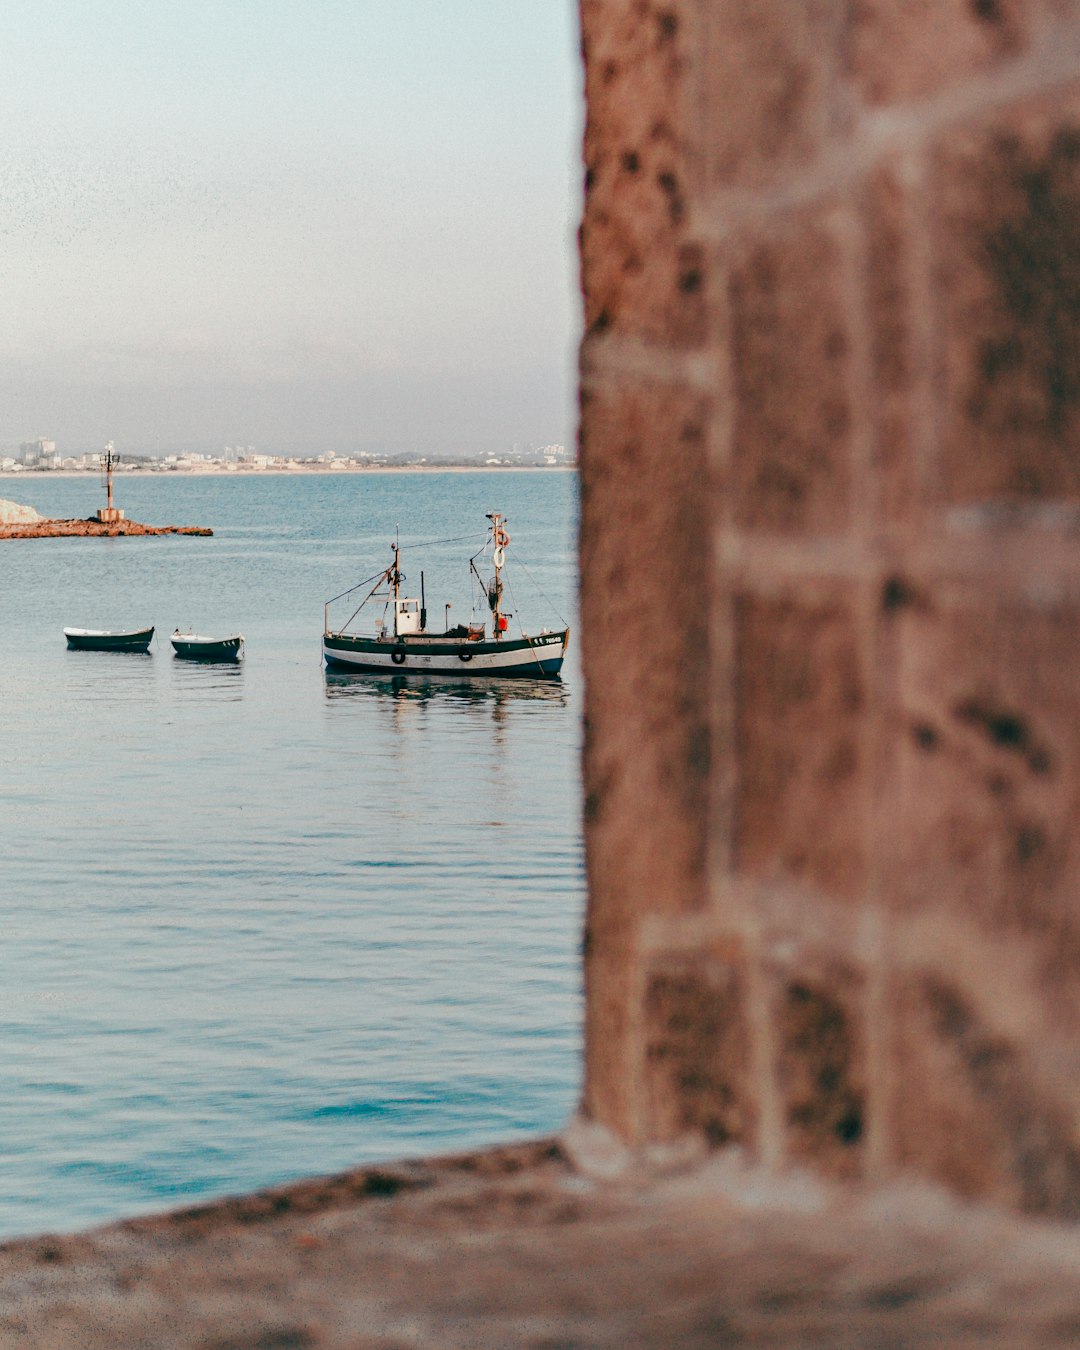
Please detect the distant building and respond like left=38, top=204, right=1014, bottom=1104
left=19, top=438, right=56, bottom=466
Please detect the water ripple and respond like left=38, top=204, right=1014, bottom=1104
left=0, top=471, right=582, bottom=1238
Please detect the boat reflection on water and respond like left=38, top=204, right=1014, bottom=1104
left=323, top=671, right=570, bottom=710
left=170, top=659, right=245, bottom=701
left=61, top=649, right=156, bottom=704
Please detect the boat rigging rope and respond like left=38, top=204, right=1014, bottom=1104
left=402, top=530, right=488, bottom=551
left=324, top=568, right=390, bottom=607
left=326, top=532, right=486, bottom=606
left=325, top=531, right=568, bottom=637
left=502, top=573, right=523, bottom=635
left=501, top=574, right=556, bottom=675
left=503, top=549, right=569, bottom=629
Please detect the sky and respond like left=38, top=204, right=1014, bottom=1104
left=1, top=1, right=584, bottom=458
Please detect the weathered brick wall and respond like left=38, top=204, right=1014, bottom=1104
left=578, top=0, right=1080, bottom=1215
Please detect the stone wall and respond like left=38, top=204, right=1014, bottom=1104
left=578, top=0, right=1080, bottom=1216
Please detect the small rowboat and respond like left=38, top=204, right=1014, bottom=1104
left=171, top=631, right=244, bottom=662
left=64, top=626, right=154, bottom=653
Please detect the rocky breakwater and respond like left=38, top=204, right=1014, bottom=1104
left=0, top=498, right=211, bottom=539
left=0, top=497, right=42, bottom=525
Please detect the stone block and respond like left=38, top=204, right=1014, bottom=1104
left=932, top=98, right=1080, bottom=501
left=580, top=201, right=709, bottom=348
left=862, top=162, right=923, bottom=526
left=846, top=0, right=1031, bottom=107
left=892, top=969, right=1080, bottom=1216
left=643, top=950, right=757, bottom=1148
left=580, top=374, right=718, bottom=924
left=583, top=946, right=639, bottom=1140
left=772, top=960, right=867, bottom=1178
left=703, top=1, right=850, bottom=187
left=729, top=209, right=855, bottom=534
left=732, top=591, right=867, bottom=898
left=580, top=0, right=707, bottom=347
left=890, top=593, right=1080, bottom=978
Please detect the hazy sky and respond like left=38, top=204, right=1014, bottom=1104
left=2, top=2, right=583, bottom=457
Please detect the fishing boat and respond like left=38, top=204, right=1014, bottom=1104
left=64, top=626, right=154, bottom=653
left=323, top=513, right=569, bottom=679
left=171, top=631, right=244, bottom=662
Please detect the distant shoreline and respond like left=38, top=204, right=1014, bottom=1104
left=0, top=464, right=576, bottom=480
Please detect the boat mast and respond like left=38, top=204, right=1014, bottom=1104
left=391, top=529, right=401, bottom=637
left=487, top=512, right=505, bottom=640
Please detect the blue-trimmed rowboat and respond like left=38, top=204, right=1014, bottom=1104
left=64, top=626, right=154, bottom=653
left=323, top=513, right=569, bottom=680
left=171, top=631, right=244, bottom=662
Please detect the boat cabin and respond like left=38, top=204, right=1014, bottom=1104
left=377, top=596, right=423, bottom=640
left=396, top=598, right=422, bottom=634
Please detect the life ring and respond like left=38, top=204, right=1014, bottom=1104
left=458, top=651, right=473, bottom=663
left=492, top=545, right=505, bottom=568
left=495, top=529, right=509, bottom=547
left=391, top=649, right=406, bottom=665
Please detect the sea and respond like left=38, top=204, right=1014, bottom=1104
left=0, top=469, right=583, bottom=1240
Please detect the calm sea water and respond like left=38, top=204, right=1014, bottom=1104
left=0, top=469, right=582, bottom=1239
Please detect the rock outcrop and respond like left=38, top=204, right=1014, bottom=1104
left=0, top=498, right=42, bottom=525
left=0, top=517, right=212, bottom=539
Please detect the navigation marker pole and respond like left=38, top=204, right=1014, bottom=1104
left=98, top=441, right=125, bottom=524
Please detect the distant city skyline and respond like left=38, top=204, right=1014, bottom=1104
left=3, top=2, right=583, bottom=457
left=2, top=436, right=573, bottom=470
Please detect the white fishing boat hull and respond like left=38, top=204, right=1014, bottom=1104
left=323, top=629, right=567, bottom=678
left=323, top=511, right=568, bottom=680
